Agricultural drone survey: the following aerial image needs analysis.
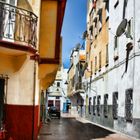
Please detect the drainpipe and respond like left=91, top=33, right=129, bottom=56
left=32, top=61, right=36, bottom=140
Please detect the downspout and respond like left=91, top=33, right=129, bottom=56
left=32, top=61, right=36, bottom=140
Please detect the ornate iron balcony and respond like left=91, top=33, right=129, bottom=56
left=0, top=1, right=37, bottom=48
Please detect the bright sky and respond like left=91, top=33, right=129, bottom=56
left=62, top=0, right=87, bottom=68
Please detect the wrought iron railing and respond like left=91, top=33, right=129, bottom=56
left=75, top=82, right=84, bottom=90
left=0, top=1, right=37, bottom=48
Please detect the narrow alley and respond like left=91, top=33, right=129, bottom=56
left=38, top=115, right=134, bottom=140
left=38, top=118, right=113, bottom=140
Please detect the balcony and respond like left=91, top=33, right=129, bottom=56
left=75, top=82, right=85, bottom=94
left=0, top=1, right=37, bottom=55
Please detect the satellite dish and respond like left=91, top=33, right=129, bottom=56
left=116, top=19, right=127, bottom=37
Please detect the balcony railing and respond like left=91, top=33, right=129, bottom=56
left=75, top=82, right=84, bottom=91
left=0, top=1, right=37, bottom=48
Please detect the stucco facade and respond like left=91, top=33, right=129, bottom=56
left=0, top=0, right=66, bottom=139
left=77, top=0, right=140, bottom=139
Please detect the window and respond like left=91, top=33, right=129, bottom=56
left=105, top=0, right=109, bottom=12
left=89, top=25, right=93, bottom=39
left=93, top=96, right=96, bottom=115
left=97, top=9, right=102, bottom=31
left=56, top=96, right=60, bottom=99
left=104, top=94, right=108, bottom=117
left=97, top=95, right=101, bottom=116
left=57, top=82, right=60, bottom=87
left=114, top=36, right=118, bottom=49
left=114, top=0, right=119, bottom=9
left=88, top=97, right=92, bottom=114
left=99, top=51, right=101, bottom=69
left=95, top=56, right=97, bottom=73
left=126, top=19, right=133, bottom=39
left=0, top=79, right=5, bottom=128
left=106, top=44, right=109, bottom=65
left=93, top=17, right=98, bottom=38
left=113, top=92, right=118, bottom=119
left=105, top=0, right=109, bottom=20
left=125, top=89, right=133, bottom=122
left=114, top=36, right=119, bottom=61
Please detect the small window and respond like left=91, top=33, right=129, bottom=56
left=113, top=92, right=118, bottom=119
left=97, top=9, right=102, bottom=31
left=104, top=94, right=108, bottom=117
left=97, top=95, right=101, bottom=116
left=93, top=96, right=96, bottom=115
left=125, top=89, right=133, bottom=122
left=114, top=0, right=119, bottom=9
left=95, top=56, right=97, bottom=73
left=99, top=51, right=101, bottom=69
left=57, top=82, right=60, bottom=87
left=114, top=36, right=118, bottom=49
left=56, top=96, right=60, bottom=99
left=106, top=44, right=109, bottom=65
left=126, top=19, right=133, bottom=39
left=88, top=97, right=92, bottom=114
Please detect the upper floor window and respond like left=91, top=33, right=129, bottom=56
left=95, top=56, right=97, bottom=73
left=97, top=9, right=102, bottom=32
left=106, top=44, right=109, bottom=65
left=57, top=82, right=60, bottom=87
left=104, top=0, right=109, bottom=20
left=99, top=51, right=101, bottom=69
left=114, top=0, right=119, bottom=9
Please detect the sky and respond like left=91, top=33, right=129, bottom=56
left=62, top=0, right=87, bottom=68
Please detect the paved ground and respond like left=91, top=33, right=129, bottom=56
left=38, top=113, right=135, bottom=140
left=38, top=118, right=115, bottom=140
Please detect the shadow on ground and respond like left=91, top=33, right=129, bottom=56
left=38, top=118, right=114, bottom=140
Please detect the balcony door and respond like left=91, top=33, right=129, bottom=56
left=0, top=0, right=17, bottom=41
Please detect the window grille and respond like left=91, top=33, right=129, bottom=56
left=89, top=97, right=92, bottom=114
left=125, top=89, right=133, bottom=122
left=93, top=96, right=96, bottom=115
left=97, top=95, right=101, bottom=116
left=104, top=94, right=108, bottom=117
left=113, top=92, right=118, bottom=119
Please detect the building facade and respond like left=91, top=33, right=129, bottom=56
left=67, top=44, right=86, bottom=114
left=0, top=0, right=66, bottom=139
left=80, top=0, right=140, bottom=139
left=47, top=65, right=68, bottom=113
left=66, top=0, right=140, bottom=139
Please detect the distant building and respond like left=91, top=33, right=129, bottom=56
left=67, top=44, right=86, bottom=113
left=47, top=66, right=68, bottom=112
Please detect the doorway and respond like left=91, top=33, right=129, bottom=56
left=0, top=79, right=5, bottom=128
